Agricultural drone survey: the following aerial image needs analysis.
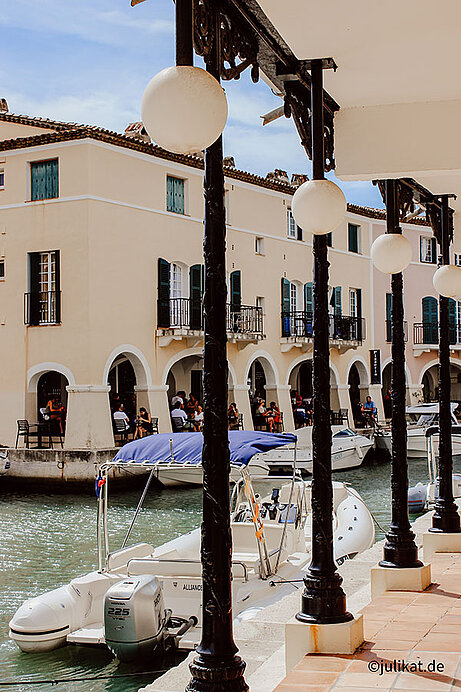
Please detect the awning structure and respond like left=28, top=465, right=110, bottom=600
left=254, top=0, right=461, bottom=243
left=110, top=430, right=297, bottom=467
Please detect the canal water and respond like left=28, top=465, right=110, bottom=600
left=1, top=454, right=460, bottom=691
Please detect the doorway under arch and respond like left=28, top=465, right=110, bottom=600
left=348, top=362, right=369, bottom=426
left=421, top=362, right=461, bottom=403
left=36, top=371, right=69, bottom=427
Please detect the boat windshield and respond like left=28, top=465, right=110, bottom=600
left=332, top=428, right=356, bottom=438
left=406, top=413, right=437, bottom=427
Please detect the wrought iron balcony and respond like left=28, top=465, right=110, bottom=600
left=413, top=322, right=461, bottom=346
left=24, top=291, right=61, bottom=326
left=385, top=320, right=408, bottom=343
left=158, top=298, right=264, bottom=337
left=281, top=311, right=365, bottom=344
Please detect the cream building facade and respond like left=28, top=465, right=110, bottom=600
left=1, top=108, right=460, bottom=450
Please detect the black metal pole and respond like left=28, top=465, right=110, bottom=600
left=379, top=179, right=422, bottom=568
left=430, top=197, right=461, bottom=533
left=296, top=60, right=352, bottom=624
left=175, top=0, right=193, bottom=66
left=187, top=4, right=247, bottom=691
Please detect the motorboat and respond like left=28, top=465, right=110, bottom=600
left=406, top=403, right=461, bottom=458
left=255, top=425, right=374, bottom=474
left=109, top=431, right=270, bottom=487
left=9, top=430, right=375, bottom=662
left=408, top=425, right=461, bottom=513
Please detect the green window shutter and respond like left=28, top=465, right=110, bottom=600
left=167, top=176, right=185, bottom=214
left=281, top=278, right=291, bottom=337
left=189, top=264, right=203, bottom=330
left=348, top=224, right=358, bottom=253
left=422, top=296, right=438, bottom=343
left=304, top=282, right=313, bottom=315
left=230, top=270, right=241, bottom=308
left=157, top=258, right=171, bottom=328
left=386, top=292, right=393, bottom=341
left=334, top=286, right=342, bottom=316
left=31, top=160, right=58, bottom=200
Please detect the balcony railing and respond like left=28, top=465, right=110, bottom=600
left=24, top=291, right=61, bottom=325
left=413, top=322, right=461, bottom=345
left=385, top=320, right=408, bottom=343
left=158, top=298, right=264, bottom=336
left=281, top=311, right=365, bottom=343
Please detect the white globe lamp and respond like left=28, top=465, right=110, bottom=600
left=433, top=265, right=461, bottom=298
left=291, top=179, right=346, bottom=235
left=141, top=66, right=228, bottom=155
left=371, top=233, right=412, bottom=274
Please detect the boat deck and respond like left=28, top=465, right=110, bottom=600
left=275, top=551, right=461, bottom=691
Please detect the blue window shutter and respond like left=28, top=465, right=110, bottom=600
left=348, top=224, right=358, bottom=253
left=167, top=176, right=185, bottom=214
left=166, top=176, right=174, bottom=211
left=31, top=160, right=58, bottom=200
left=422, top=296, right=438, bottom=343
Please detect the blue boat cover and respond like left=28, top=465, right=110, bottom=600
left=111, top=430, right=297, bottom=467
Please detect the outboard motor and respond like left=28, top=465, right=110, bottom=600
left=104, top=575, right=169, bottom=662
left=408, top=482, right=428, bottom=514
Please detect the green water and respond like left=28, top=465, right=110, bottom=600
left=0, top=455, right=459, bottom=690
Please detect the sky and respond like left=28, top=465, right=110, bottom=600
left=1, top=0, right=384, bottom=208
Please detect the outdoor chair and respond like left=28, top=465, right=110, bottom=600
left=15, top=420, right=39, bottom=449
left=113, top=418, right=130, bottom=445
left=339, top=408, right=349, bottom=425
left=275, top=412, right=284, bottom=433
left=171, top=416, right=185, bottom=432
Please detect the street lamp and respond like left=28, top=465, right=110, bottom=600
left=371, top=233, right=412, bottom=274
left=292, top=178, right=346, bottom=235
left=433, top=264, right=461, bottom=298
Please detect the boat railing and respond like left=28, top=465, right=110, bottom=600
left=126, top=556, right=248, bottom=582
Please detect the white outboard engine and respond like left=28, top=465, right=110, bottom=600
left=104, top=575, right=169, bottom=662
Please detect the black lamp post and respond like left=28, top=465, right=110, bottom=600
left=430, top=196, right=461, bottom=534
left=295, top=60, right=353, bottom=625
left=379, top=179, right=422, bottom=569
left=185, top=3, right=248, bottom=691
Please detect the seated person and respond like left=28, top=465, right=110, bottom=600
left=171, top=402, right=188, bottom=430
left=255, top=400, right=274, bottom=432
left=193, top=405, right=204, bottom=432
left=228, top=402, right=239, bottom=430
left=186, top=394, right=198, bottom=419
left=46, top=397, right=66, bottom=433
left=294, top=406, right=306, bottom=428
left=268, top=401, right=281, bottom=430
left=113, top=404, right=130, bottom=431
left=361, top=396, right=377, bottom=426
left=134, top=407, right=152, bottom=439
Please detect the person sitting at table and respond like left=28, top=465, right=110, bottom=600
left=46, top=397, right=66, bottom=434
left=268, top=401, right=281, bottom=431
left=134, top=407, right=152, bottom=439
left=361, top=396, right=377, bottom=427
left=171, top=402, right=188, bottom=431
left=304, top=398, right=313, bottom=425
left=193, top=405, right=204, bottom=432
left=113, top=404, right=131, bottom=432
left=228, top=402, right=239, bottom=430
left=185, top=394, right=198, bottom=418
left=255, top=399, right=275, bottom=432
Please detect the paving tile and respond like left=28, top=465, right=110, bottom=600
left=274, top=684, right=332, bottom=691
left=282, top=670, right=340, bottom=686
left=393, top=672, right=454, bottom=690
left=414, top=632, right=461, bottom=651
left=363, top=638, right=421, bottom=650
left=333, top=671, right=397, bottom=688
left=294, top=655, right=352, bottom=672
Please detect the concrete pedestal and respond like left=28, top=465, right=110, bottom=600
left=135, top=384, right=171, bottom=433
left=65, top=385, right=114, bottom=449
left=370, top=563, right=432, bottom=599
left=423, top=531, right=461, bottom=561
left=285, top=615, right=364, bottom=673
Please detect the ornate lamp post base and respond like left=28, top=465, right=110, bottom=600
left=296, top=572, right=353, bottom=625
left=187, top=655, right=248, bottom=692
left=379, top=529, right=423, bottom=569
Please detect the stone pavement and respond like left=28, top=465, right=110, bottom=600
left=275, top=552, right=461, bottom=692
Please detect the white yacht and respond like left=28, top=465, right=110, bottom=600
left=9, top=431, right=375, bottom=663
left=406, top=403, right=461, bottom=458
left=254, top=425, right=374, bottom=474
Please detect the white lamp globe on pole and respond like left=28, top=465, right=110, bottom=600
left=141, top=66, right=228, bottom=155
left=291, top=179, right=347, bottom=235
left=371, top=233, right=412, bottom=274
left=433, top=265, right=461, bottom=298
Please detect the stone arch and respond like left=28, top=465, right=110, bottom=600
left=103, top=345, right=151, bottom=389
left=103, top=345, right=152, bottom=421
left=27, top=362, right=75, bottom=393
left=419, top=358, right=461, bottom=402
left=244, top=350, right=279, bottom=388
left=347, top=358, right=370, bottom=426
left=26, top=363, right=74, bottom=430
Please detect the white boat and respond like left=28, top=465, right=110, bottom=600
left=255, top=425, right=374, bottom=474
left=406, top=403, right=461, bottom=458
left=9, top=431, right=375, bottom=662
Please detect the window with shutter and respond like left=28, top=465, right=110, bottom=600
left=157, top=258, right=171, bottom=328
left=189, top=264, right=203, bottom=330
left=420, top=236, right=437, bottom=263
left=422, top=296, right=438, bottom=343
left=230, top=270, right=242, bottom=308
left=27, top=250, right=60, bottom=324
left=0, top=259, right=4, bottom=279
left=287, top=210, right=297, bottom=238
left=304, top=282, right=313, bottom=336
left=166, top=175, right=185, bottom=214
left=281, top=278, right=291, bottom=337
left=31, top=159, right=58, bottom=201
left=348, top=224, right=360, bottom=253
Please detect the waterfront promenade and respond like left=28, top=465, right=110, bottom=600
left=141, top=506, right=461, bottom=692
